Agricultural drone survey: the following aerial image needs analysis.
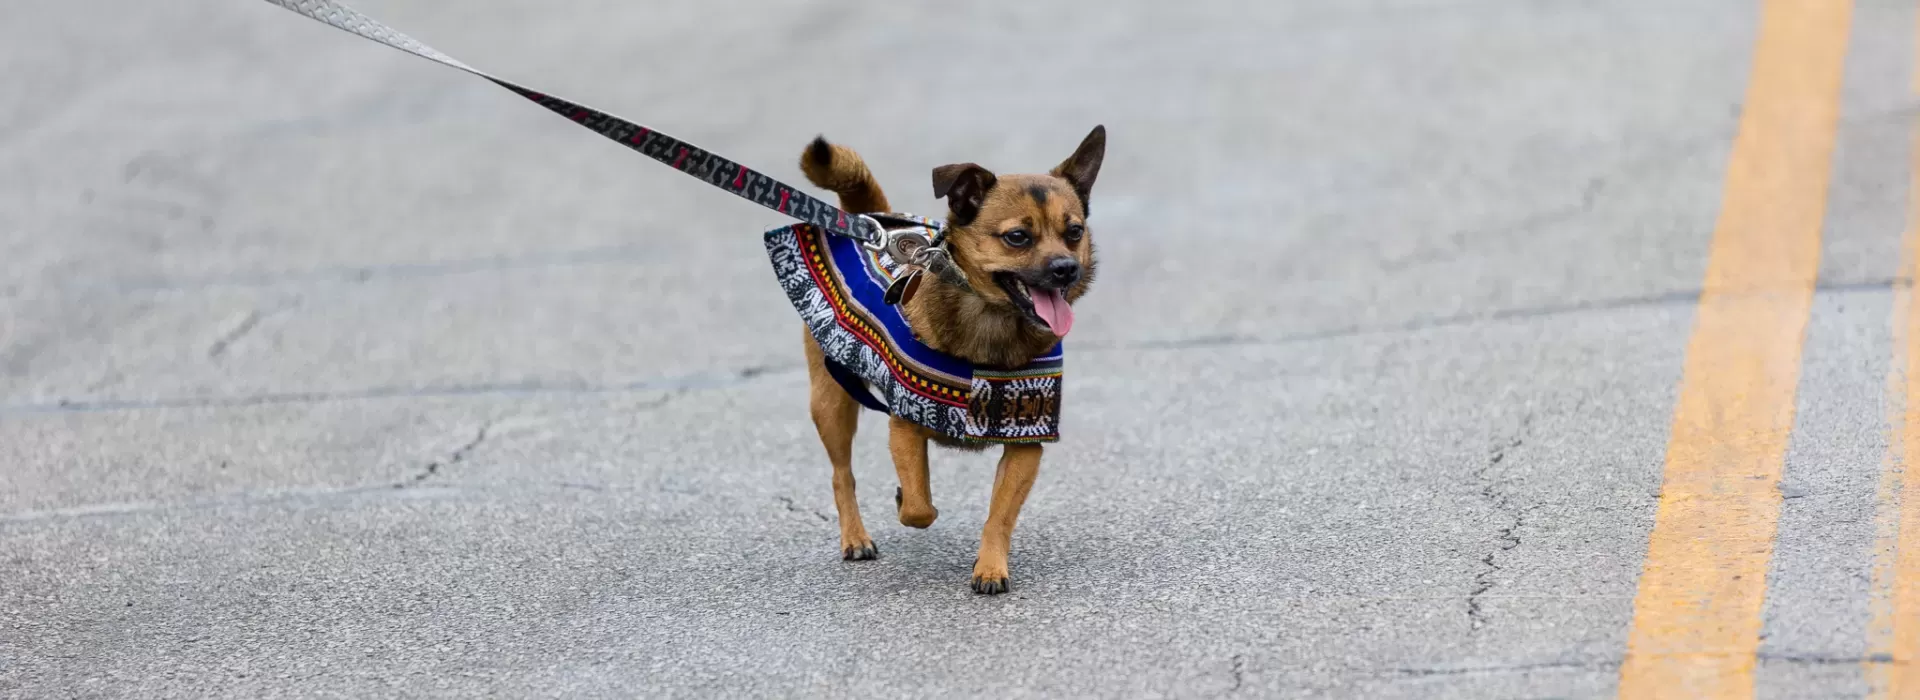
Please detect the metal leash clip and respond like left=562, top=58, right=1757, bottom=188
left=855, top=213, right=945, bottom=263
left=854, top=213, right=951, bottom=306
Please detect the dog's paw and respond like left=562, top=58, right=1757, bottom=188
left=895, top=487, right=939, bottom=529
left=841, top=539, right=879, bottom=561
left=899, top=507, right=939, bottom=529
left=970, top=558, right=1010, bottom=594
left=970, top=573, right=1010, bottom=595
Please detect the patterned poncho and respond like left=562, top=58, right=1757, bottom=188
left=764, top=222, right=1064, bottom=444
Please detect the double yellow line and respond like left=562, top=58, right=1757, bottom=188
left=1618, top=0, right=1920, bottom=696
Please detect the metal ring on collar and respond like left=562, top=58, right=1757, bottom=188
left=885, top=228, right=933, bottom=262
left=857, top=213, right=940, bottom=263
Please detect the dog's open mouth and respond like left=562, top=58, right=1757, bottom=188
left=993, top=272, right=1075, bottom=338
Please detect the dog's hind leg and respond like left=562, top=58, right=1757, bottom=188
left=888, top=418, right=938, bottom=528
left=803, top=331, right=877, bottom=560
left=971, top=444, right=1042, bottom=594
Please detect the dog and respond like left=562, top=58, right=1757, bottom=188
left=791, top=125, right=1105, bottom=594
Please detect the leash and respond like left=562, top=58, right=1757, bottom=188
left=255, top=0, right=946, bottom=268
left=255, top=0, right=1061, bottom=441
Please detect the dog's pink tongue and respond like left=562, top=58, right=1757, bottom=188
left=1033, top=289, right=1074, bottom=338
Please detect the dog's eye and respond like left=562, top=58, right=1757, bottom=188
left=1000, top=230, right=1033, bottom=248
left=1064, top=224, right=1085, bottom=243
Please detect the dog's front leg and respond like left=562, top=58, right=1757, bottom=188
left=888, top=417, right=938, bottom=528
left=972, top=443, right=1042, bottom=594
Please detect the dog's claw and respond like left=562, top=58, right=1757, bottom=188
left=842, top=543, right=879, bottom=561
left=971, top=575, right=1009, bottom=595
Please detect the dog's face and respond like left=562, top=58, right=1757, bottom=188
left=932, top=125, right=1105, bottom=339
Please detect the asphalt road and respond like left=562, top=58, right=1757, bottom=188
left=4, top=0, right=1917, bottom=697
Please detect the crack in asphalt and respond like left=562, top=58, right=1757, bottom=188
left=1097, top=277, right=1902, bottom=355
left=401, top=421, right=494, bottom=487
left=1379, top=175, right=1609, bottom=274
left=1382, top=659, right=1620, bottom=677
left=1468, top=414, right=1533, bottom=632
left=205, top=309, right=262, bottom=359
left=39, top=242, right=665, bottom=297
left=1757, top=652, right=1899, bottom=666
left=0, top=479, right=637, bottom=526
left=1, top=367, right=775, bottom=415
left=776, top=496, right=831, bottom=523
left=0, top=484, right=460, bottom=525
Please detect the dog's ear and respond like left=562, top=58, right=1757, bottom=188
left=1051, top=125, right=1106, bottom=215
left=932, top=163, right=997, bottom=226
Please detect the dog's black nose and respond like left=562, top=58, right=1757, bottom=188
left=1046, top=257, right=1081, bottom=285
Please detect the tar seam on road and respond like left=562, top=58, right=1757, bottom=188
left=1867, top=10, right=1920, bottom=696
left=0, top=366, right=786, bottom=415
left=1617, top=0, right=1853, bottom=697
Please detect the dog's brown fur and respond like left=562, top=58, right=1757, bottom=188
left=794, top=126, right=1105, bottom=594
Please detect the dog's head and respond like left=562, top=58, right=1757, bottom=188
left=932, top=125, right=1105, bottom=339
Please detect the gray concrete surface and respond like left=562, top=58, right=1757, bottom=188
left=0, top=0, right=1910, bottom=697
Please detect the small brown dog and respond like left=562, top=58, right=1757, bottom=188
left=793, top=126, right=1105, bottom=594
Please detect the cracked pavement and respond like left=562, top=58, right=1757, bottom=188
left=1466, top=417, right=1531, bottom=634
left=4, top=0, right=1918, bottom=697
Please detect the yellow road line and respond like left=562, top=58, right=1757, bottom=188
left=1866, top=11, right=1920, bottom=695
left=1616, top=0, right=1852, bottom=696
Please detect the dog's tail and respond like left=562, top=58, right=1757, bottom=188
left=799, top=136, right=891, bottom=215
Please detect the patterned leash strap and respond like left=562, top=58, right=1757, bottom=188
left=257, top=0, right=882, bottom=244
